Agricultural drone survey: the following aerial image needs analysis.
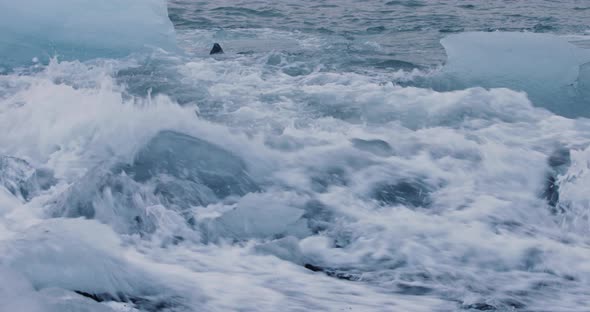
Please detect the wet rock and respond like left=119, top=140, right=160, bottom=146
left=304, top=263, right=323, bottom=272
left=74, top=290, right=111, bottom=303
left=462, top=303, right=496, bottom=311
left=210, top=43, right=224, bottom=55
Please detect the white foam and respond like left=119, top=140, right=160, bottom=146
left=2, top=40, right=590, bottom=310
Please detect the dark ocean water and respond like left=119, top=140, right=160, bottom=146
left=1, top=1, right=590, bottom=311
left=169, top=0, right=590, bottom=65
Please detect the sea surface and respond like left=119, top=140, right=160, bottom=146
left=1, top=1, right=590, bottom=311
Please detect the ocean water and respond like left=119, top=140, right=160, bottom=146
left=1, top=0, right=590, bottom=311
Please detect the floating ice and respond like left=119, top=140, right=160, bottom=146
left=126, top=130, right=259, bottom=200
left=0, top=219, right=152, bottom=297
left=439, top=32, right=590, bottom=117
left=54, top=130, right=259, bottom=235
left=201, top=192, right=309, bottom=241
left=0, top=0, right=177, bottom=68
left=0, top=156, right=55, bottom=201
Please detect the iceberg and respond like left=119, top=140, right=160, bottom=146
left=0, top=156, right=55, bottom=201
left=438, top=32, right=590, bottom=118
left=53, top=131, right=259, bottom=235
left=0, top=0, right=177, bottom=69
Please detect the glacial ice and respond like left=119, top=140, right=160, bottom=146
left=0, top=219, right=152, bottom=297
left=0, top=0, right=177, bottom=69
left=54, top=130, right=259, bottom=235
left=0, top=156, right=55, bottom=201
left=350, top=138, right=394, bottom=157
left=201, top=192, right=310, bottom=241
left=126, top=130, right=259, bottom=199
left=439, top=32, right=590, bottom=117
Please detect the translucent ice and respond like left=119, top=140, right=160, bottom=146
left=127, top=130, right=259, bottom=199
left=1, top=219, right=151, bottom=296
left=439, top=32, right=590, bottom=117
left=54, top=131, right=259, bottom=235
left=0, top=0, right=177, bottom=68
left=0, top=156, right=55, bottom=201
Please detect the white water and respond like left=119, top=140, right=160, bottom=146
left=1, top=1, right=590, bottom=311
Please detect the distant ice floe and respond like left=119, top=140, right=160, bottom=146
left=438, top=32, right=590, bottom=118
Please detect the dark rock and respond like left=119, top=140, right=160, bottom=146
left=304, top=263, right=323, bottom=272
left=75, top=290, right=106, bottom=302
left=462, top=303, right=496, bottom=311
left=210, top=43, right=224, bottom=55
